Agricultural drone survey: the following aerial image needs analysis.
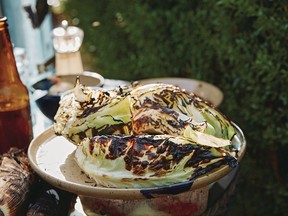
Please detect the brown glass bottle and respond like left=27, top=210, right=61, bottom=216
left=0, top=17, right=33, bottom=154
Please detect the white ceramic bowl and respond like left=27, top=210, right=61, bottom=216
left=28, top=123, right=245, bottom=215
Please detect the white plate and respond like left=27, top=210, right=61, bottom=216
left=28, top=124, right=245, bottom=200
left=137, top=77, right=224, bottom=107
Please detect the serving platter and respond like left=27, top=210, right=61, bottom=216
left=28, top=123, right=246, bottom=200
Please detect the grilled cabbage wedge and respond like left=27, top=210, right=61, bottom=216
left=54, top=80, right=239, bottom=188
left=129, top=83, right=234, bottom=148
left=75, top=134, right=238, bottom=188
left=54, top=80, right=133, bottom=144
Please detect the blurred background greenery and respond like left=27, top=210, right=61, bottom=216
left=57, top=0, right=288, bottom=215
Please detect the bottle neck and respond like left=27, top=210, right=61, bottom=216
left=0, top=17, right=21, bottom=84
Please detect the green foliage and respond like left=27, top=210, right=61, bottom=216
left=62, top=0, right=288, bottom=215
